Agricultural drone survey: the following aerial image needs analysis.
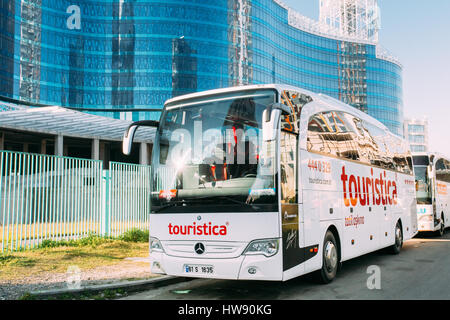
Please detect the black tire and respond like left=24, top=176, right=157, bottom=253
left=436, top=215, right=445, bottom=237
left=389, top=221, right=403, bottom=254
left=314, top=230, right=339, bottom=284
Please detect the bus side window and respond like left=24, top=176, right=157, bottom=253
left=280, top=90, right=312, bottom=134
left=357, top=120, right=380, bottom=166
left=362, top=121, right=391, bottom=170
left=446, top=160, right=450, bottom=183
left=436, top=159, right=450, bottom=183
left=400, top=142, right=413, bottom=175
left=353, top=117, right=373, bottom=163
left=320, top=111, right=339, bottom=157
left=379, top=135, right=396, bottom=171
left=392, top=138, right=413, bottom=175
left=307, top=112, right=338, bottom=156
left=280, top=131, right=297, bottom=204
left=436, top=159, right=444, bottom=181
left=307, top=112, right=327, bottom=154
left=406, top=155, right=413, bottom=175
left=333, top=112, right=359, bottom=161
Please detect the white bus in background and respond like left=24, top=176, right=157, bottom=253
left=123, top=84, right=418, bottom=283
left=413, top=152, right=450, bottom=236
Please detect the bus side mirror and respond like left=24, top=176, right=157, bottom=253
left=123, top=125, right=138, bottom=155
left=263, top=103, right=292, bottom=141
left=122, top=120, right=159, bottom=155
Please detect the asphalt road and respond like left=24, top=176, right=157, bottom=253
left=123, top=230, right=450, bottom=300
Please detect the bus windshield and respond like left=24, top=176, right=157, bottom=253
left=151, top=89, right=278, bottom=213
left=414, top=166, right=432, bottom=205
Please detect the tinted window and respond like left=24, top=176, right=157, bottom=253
left=334, top=112, right=360, bottom=161
left=307, top=111, right=365, bottom=162
left=308, top=111, right=340, bottom=157
left=307, top=111, right=413, bottom=175
left=280, top=132, right=297, bottom=204
left=415, top=166, right=432, bottom=205
left=413, top=156, right=430, bottom=166
left=280, top=90, right=313, bottom=134
left=362, top=121, right=393, bottom=170
left=436, top=158, right=450, bottom=183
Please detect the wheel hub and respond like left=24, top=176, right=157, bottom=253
left=395, top=226, right=402, bottom=246
left=324, top=241, right=337, bottom=272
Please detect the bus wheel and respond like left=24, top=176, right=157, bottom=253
left=315, top=231, right=339, bottom=284
left=437, top=215, right=445, bottom=237
left=389, top=222, right=403, bottom=255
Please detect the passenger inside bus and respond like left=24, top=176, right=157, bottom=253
left=200, top=124, right=259, bottom=183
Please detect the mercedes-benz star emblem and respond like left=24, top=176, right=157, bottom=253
left=194, top=243, right=205, bottom=255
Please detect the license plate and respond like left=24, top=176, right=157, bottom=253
left=184, top=264, right=214, bottom=274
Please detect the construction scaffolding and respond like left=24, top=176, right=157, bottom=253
left=337, top=41, right=368, bottom=114
left=319, top=0, right=380, bottom=43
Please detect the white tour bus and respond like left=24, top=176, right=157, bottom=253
left=413, top=152, right=450, bottom=236
left=123, top=84, right=418, bottom=283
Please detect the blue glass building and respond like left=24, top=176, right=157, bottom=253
left=0, top=0, right=403, bottom=135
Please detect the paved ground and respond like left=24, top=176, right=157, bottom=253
left=122, top=231, right=450, bottom=300
left=0, top=259, right=156, bottom=300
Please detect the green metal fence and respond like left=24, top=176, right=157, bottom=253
left=0, top=150, right=151, bottom=252
left=108, top=162, right=151, bottom=237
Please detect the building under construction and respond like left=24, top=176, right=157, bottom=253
left=0, top=0, right=403, bottom=156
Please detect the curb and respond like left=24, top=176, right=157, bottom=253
left=28, top=276, right=193, bottom=299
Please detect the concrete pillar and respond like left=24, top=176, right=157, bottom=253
left=140, top=142, right=148, bottom=165
left=55, top=135, right=64, bottom=156
left=99, top=142, right=110, bottom=169
left=0, top=132, right=4, bottom=150
left=40, top=139, right=47, bottom=155
left=91, top=138, right=100, bottom=160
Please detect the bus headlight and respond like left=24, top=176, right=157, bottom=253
left=243, top=239, right=279, bottom=257
left=150, top=237, right=164, bottom=253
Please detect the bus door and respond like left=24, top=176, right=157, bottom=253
left=430, top=162, right=438, bottom=225
left=435, top=158, right=450, bottom=226
left=280, top=131, right=304, bottom=271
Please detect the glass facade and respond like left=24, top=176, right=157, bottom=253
left=408, top=134, right=425, bottom=144
left=404, top=118, right=428, bottom=153
left=411, top=145, right=426, bottom=153
left=0, top=0, right=403, bottom=134
left=408, top=124, right=425, bottom=134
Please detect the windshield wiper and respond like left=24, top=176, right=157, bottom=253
left=153, top=198, right=215, bottom=213
left=153, top=196, right=263, bottom=213
left=214, top=195, right=262, bottom=211
left=153, top=202, right=182, bottom=213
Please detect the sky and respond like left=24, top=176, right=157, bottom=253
left=281, top=0, right=450, bottom=158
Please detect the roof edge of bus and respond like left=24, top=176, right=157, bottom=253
left=164, top=84, right=389, bottom=133
left=412, top=151, right=450, bottom=160
left=164, top=84, right=318, bottom=106
left=313, top=93, right=390, bottom=133
left=411, top=152, right=431, bottom=156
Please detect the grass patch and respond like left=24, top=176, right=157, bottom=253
left=0, top=230, right=150, bottom=281
left=19, top=292, right=38, bottom=300
left=119, top=228, right=149, bottom=243
left=0, top=255, right=37, bottom=267
left=35, top=230, right=148, bottom=250
left=38, top=235, right=116, bottom=249
left=0, top=222, right=145, bottom=248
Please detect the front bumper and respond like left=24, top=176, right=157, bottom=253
left=418, top=219, right=438, bottom=232
left=150, top=249, right=283, bottom=281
